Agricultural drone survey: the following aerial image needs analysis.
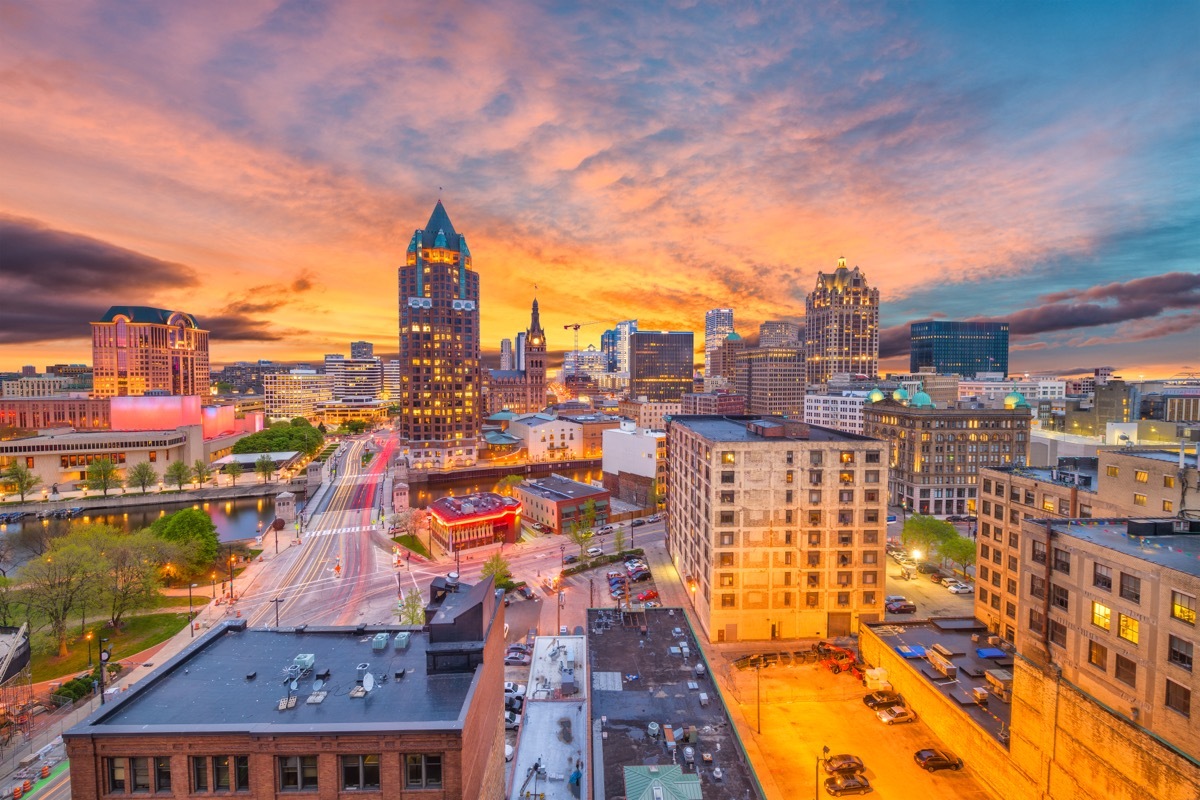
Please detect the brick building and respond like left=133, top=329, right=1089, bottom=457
left=427, top=492, right=522, bottom=552
left=0, top=396, right=111, bottom=431
left=515, top=475, right=610, bottom=534
left=66, top=580, right=507, bottom=799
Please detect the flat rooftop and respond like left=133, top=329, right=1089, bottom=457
left=520, top=476, right=608, bottom=501
left=989, top=463, right=1099, bottom=492
left=1117, top=449, right=1198, bottom=468
left=70, top=623, right=476, bottom=735
left=429, top=492, right=520, bottom=523
left=588, top=608, right=763, bottom=800
left=867, top=618, right=1013, bottom=744
left=671, top=415, right=877, bottom=443
left=1049, top=518, right=1200, bottom=576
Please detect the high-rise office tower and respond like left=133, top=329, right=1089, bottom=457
left=398, top=201, right=481, bottom=469
left=703, top=309, right=735, bottom=389
left=804, top=257, right=879, bottom=386
left=909, top=321, right=1009, bottom=377
left=499, top=338, right=514, bottom=371
left=734, top=345, right=805, bottom=416
left=629, top=331, right=694, bottom=402
left=91, top=306, right=210, bottom=397
left=600, top=328, right=619, bottom=372
left=614, top=320, right=638, bottom=374
left=350, top=341, right=374, bottom=359
left=759, top=320, right=801, bottom=348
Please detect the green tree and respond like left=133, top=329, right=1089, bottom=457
left=224, top=461, right=244, bottom=486
left=2, top=462, right=41, bottom=501
left=255, top=454, right=276, bottom=484
left=0, top=577, right=19, bottom=627
left=565, top=498, right=598, bottom=560
left=164, top=459, right=191, bottom=491
left=214, top=381, right=233, bottom=395
left=480, top=554, right=512, bottom=586
left=290, top=417, right=312, bottom=427
left=398, top=587, right=425, bottom=626
left=900, top=514, right=956, bottom=559
left=612, top=525, right=627, bottom=555
left=151, top=508, right=220, bottom=574
left=193, top=459, right=214, bottom=488
left=126, top=461, right=159, bottom=493
left=647, top=485, right=665, bottom=510
left=497, top=474, right=523, bottom=496
left=86, top=458, right=123, bottom=496
left=939, top=535, right=978, bottom=576
left=17, top=540, right=98, bottom=656
left=231, top=420, right=323, bottom=457
left=75, top=526, right=176, bottom=628
left=317, top=422, right=327, bottom=434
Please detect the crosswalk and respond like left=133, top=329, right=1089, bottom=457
left=305, top=525, right=379, bottom=537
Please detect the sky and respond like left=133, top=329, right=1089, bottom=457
left=1, top=1, right=1197, bottom=378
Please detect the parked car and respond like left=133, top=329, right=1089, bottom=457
left=638, top=590, right=659, bottom=602
left=504, top=653, right=532, bottom=666
left=629, top=571, right=651, bottom=582
left=946, top=582, right=973, bottom=594
left=929, top=571, right=949, bottom=584
left=886, top=601, right=917, bottom=614
left=914, top=747, right=963, bottom=771
left=823, top=773, right=872, bottom=796
left=946, top=514, right=967, bottom=522
left=607, top=570, right=627, bottom=579
left=504, top=710, right=522, bottom=729
left=822, top=754, right=865, bottom=775
left=504, top=682, right=527, bottom=698
left=597, top=525, right=616, bottom=535
left=883, top=595, right=907, bottom=606
left=506, top=643, right=531, bottom=654
left=625, top=559, right=648, bottom=570
left=631, top=518, right=647, bottom=527
left=517, top=586, right=535, bottom=599
left=646, top=514, right=662, bottom=523
left=916, top=561, right=939, bottom=574
left=505, top=695, right=524, bottom=714
left=562, top=554, right=579, bottom=565
left=862, top=690, right=903, bottom=709
left=877, top=705, right=917, bottom=725
left=586, top=546, right=604, bottom=557
left=643, top=601, right=661, bottom=608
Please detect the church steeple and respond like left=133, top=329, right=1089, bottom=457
left=529, top=297, right=543, bottom=337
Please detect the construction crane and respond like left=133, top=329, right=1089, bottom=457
left=563, top=321, right=607, bottom=353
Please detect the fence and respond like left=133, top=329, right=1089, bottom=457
left=0, top=695, right=98, bottom=780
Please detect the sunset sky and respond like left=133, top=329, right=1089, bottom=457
left=1, top=1, right=1197, bottom=378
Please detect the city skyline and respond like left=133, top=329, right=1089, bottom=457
left=1, top=2, right=1197, bottom=377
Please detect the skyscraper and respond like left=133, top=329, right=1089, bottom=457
left=734, top=345, right=805, bottom=416
left=398, top=201, right=481, bottom=469
left=600, top=328, right=619, bottom=371
left=759, top=320, right=801, bottom=348
left=614, top=320, right=638, bottom=373
left=909, top=321, right=1009, bottom=377
left=91, top=306, right=210, bottom=397
left=629, top=331, right=694, bottom=402
left=703, top=308, right=735, bottom=389
left=350, top=341, right=374, bottom=359
left=499, top=338, right=514, bottom=371
left=804, top=257, right=879, bottom=386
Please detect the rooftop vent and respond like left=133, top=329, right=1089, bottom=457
left=293, top=653, right=315, bottom=671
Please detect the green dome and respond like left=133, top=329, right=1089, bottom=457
left=911, top=390, right=935, bottom=408
left=726, top=332, right=742, bottom=341
left=867, top=388, right=886, bottom=403
left=1004, top=391, right=1030, bottom=410
left=891, top=387, right=910, bottom=403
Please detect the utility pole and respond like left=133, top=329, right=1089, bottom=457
left=271, top=597, right=284, bottom=627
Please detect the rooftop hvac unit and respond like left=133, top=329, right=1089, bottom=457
left=293, top=654, right=315, bottom=671
left=394, top=632, right=411, bottom=650
left=372, top=633, right=390, bottom=651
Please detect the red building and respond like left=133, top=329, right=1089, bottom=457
left=428, top=492, right=522, bottom=553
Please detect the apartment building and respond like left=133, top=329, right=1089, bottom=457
left=666, top=416, right=887, bottom=643
left=803, top=391, right=868, bottom=434
left=263, top=371, right=334, bottom=420
left=1097, top=448, right=1199, bottom=517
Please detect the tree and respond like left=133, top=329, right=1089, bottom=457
left=290, top=417, right=312, bottom=428
left=255, top=454, right=276, bottom=484
left=214, top=381, right=233, bottom=395
left=75, top=526, right=176, bottom=628
left=939, top=535, right=978, bottom=575
left=612, top=525, right=627, bottom=555
left=164, top=459, right=191, bottom=491
left=151, top=508, right=220, bottom=574
left=481, top=554, right=512, bottom=586
left=231, top=420, right=324, bottom=457
left=2, top=462, right=41, bottom=502
left=126, top=462, right=159, bottom=494
left=224, top=462, right=244, bottom=486
left=647, top=485, right=665, bottom=510
left=86, top=458, right=123, bottom=496
left=497, top=474, right=523, bottom=496
left=193, top=459, right=214, bottom=488
left=0, top=578, right=19, bottom=627
left=565, top=498, right=598, bottom=559
left=398, top=588, right=425, bottom=626
left=17, top=540, right=98, bottom=656
left=317, top=422, right=327, bottom=434
left=900, top=515, right=956, bottom=558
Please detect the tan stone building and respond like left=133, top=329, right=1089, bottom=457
left=1097, top=447, right=1199, bottom=518
left=617, top=398, right=680, bottom=430
left=91, top=306, right=210, bottom=398
left=666, top=415, right=887, bottom=642
left=1013, top=517, right=1200, bottom=798
left=733, top=346, right=805, bottom=417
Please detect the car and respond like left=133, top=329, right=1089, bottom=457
left=506, top=743, right=514, bottom=762
left=946, top=582, right=973, bottom=594
left=504, top=682, right=527, bottom=698
left=609, top=580, right=629, bottom=590
left=916, top=562, right=939, bottom=574
left=646, top=514, right=662, bottom=523
left=883, top=595, right=907, bottom=606
left=862, top=690, right=903, bottom=709
left=504, top=710, right=522, bottom=729
left=625, top=560, right=648, bottom=570
left=630, top=571, right=651, bottom=582
left=886, top=601, right=917, bottom=614
left=637, top=590, right=659, bottom=602
left=562, top=554, right=579, bottom=565
left=821, top=754, right=865, bottom=775
left=597, top=525, right=615, bottom=535
left=877, top=705, right=917, bottom=725
left=914, top=747, right=963, bottom=771
left=586, top=546, right=604, bottom=558
left=823, top=773, right=872, bottom=796
left=946, top=514, right=967, bottom=522
left=506, top=646, right=531, bottom=657
left=504, top=653, right=532, bottom=666
left=643, top=601, right=661, bottom=608
left=505, top=695, right=524, bottom=713
left=631, top=518, right=647, bottom=527
left=607, top=570, right=627, bottom=580
left=517, top=586, right=535, bottom=599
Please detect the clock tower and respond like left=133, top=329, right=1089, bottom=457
left=524, top=298, right=547, bottom=410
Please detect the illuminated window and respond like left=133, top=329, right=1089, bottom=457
left=1091, top=602, right=1111, bottom=630
left=1172, top=591, right=1197, bottom=625
left=1106, top=466, right=1119, bottom=478
left=1118, top=614, right=1139, bottom=644
left=1133, top=493, right=1147, bottom=506
left=721, top=451, right=735, bottom=464
left=1088, top=640, right=1107, bottom=670
left=1135, top=470, right=1148, bottom=483
left=1165, top=475, right=1176, bottom=489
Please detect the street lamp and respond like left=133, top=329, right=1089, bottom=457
left=85, top=631, right=93, bottom=668
left=210, top=572, right=216, bottom=599
left=814, top=746, right=829, bottom=800
left=560, top=545, right=565, bottom=567
left=228, top=547, right=236, bottom=600
left=188, top=583, right=197, bottom=637
left=98, top=639, right=110, bottom=705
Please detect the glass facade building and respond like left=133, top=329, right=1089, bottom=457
left=628, top=331, right=694, bottom=402
left=909, top=321, right=1009, bottom=377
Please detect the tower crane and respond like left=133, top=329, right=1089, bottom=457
left=563, top=321, right=607, bottom=353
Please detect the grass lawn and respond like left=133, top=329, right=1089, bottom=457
left=33, top=612, right=191, bottom=682
left=392, top=534, right=431, bottom=559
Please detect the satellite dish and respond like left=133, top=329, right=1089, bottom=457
left=363, top=672, right=375, bottom=693
left=290, top=680, right=298, bottom=692
left=313, top=679, right=324, bottom=691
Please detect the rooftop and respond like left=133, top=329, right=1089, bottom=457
left=1047, top=518, right=1200, bottom=576
left=97, top=306, right=202, bottom=327
left=588, top=607, right=762, bottom=800
left=671, top=415, right=877, bottom=443
left=428, top=492, right=520, bottom=523
left=1110, top=448, right=1198, bottom=468
left=519, top=476, right=608, bottom=502
left=866, top=618, right=1013, bottom=744
left=986, top=460, right=1100, bottom=493
left=70, top=623, right=477, bottom=735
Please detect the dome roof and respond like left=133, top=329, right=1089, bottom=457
left=726, top=331, right=743, bottom=341
left=891, top=387, right=910, bottom=403
left=866, top=388, right=886, bottom=403
left=1004, top=391, right=1030, bottom=410
left=911, top=390, right=935, bottom=408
